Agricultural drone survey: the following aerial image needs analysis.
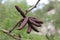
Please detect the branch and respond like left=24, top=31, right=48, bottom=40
left=25, top=0, right=40, bottom=15
left=1, top=29, right=21, bottom=40
left=9, top=20, right=21, bottom=33
left=45, top=34, right=50, bottom=40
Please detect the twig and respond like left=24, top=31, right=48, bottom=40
left=25, top=0, right=40, bottom=15
left=45, top=29, right=54, bottom=40
left=9, top=20, right=21, bottom=33
left=45, top=29, right=50, bottom=40
left=1, top=29, right=21, bottom=40
left=45, top=34, right=50, bottom=40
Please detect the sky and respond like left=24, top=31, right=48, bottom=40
left=1, top=0, right=49, bottom=5
left=26, top=0, right=49, bottom=12
left=26, top=0, right=49, bottom=5
left=1, top=0, right=51, bottom=12
left=1, top=0, right=49, bottom=9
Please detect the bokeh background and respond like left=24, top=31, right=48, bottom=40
left=0, top=0, right=60, bottom=40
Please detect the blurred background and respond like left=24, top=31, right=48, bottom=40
left=0, top=0, right=60, bottom=40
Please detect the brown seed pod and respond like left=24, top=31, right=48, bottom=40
left=20, top=18, right=24, bottom=23
left=27, top=22, right=32, bottom=34
left=29, top=17, right=43, bottom=24
left=28, top=21, right=39, bottom=32
left=29, top=18, right=41, bottom=27
left=18, top=17, right=28, bottom=30
left=15, top=5, right=26, bottom=18
left=18, top=19, right=24, bottom=27
left=30, top=24, right=39, bottom=32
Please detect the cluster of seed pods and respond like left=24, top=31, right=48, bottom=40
left=15, top=5, right=43, bottom=34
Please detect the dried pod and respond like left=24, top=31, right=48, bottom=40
left=30, top=24, right=39, bottom=32
left=29, top=18, right=41, bottom=27
left=28, top=21, right=39, bottom=32
left=18, top=19, right=24, bottom=27
left=27, top=23, right=32, bottom=34
left=15, top=5, right=26, bottom=18
left=29, top=17, right=43, bottom=24
left=18, top=17, right=28, bottom=30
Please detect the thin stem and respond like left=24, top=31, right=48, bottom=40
left=45, top=34, right=50, bottom=40
left=25, top=0, right=40, bottom=15
left=9, top=20, right=21, bottom=33
left=1, top=29, right=21, bottom=40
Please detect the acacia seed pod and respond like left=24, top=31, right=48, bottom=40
left=30, top=24, right=39, bottom=32
left=18, top=17, right=28, bottom=30
left=27, top=23, right=32, bottom=34
left=15, top=5, right=26, bottom=18
left=28, top=21, right=39, bottom=32
left=29, top=18, right=41, bottom=27
left=29, top=17, right=43, bottom=24
left=18, top=19, right=24, bottom=27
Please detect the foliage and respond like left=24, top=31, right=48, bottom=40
left=0, top=0, right=60, bottom=40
